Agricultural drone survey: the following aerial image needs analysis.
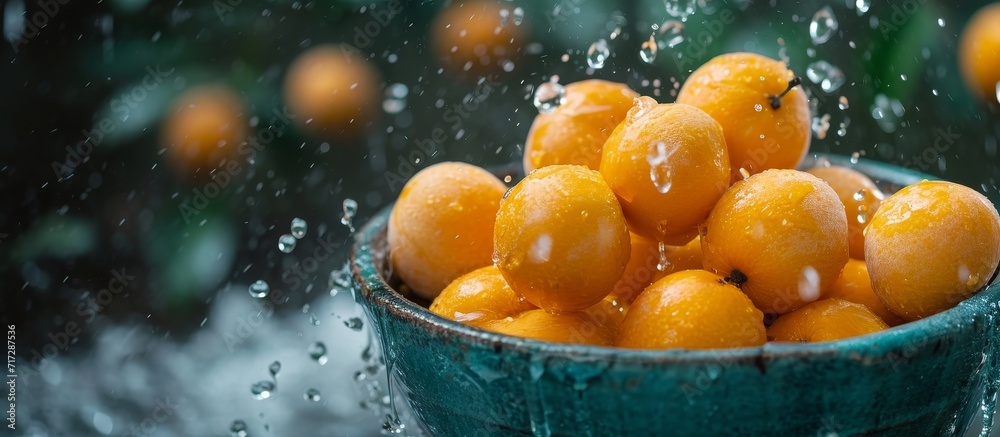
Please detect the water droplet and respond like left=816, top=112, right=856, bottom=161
left=664, top=0, right=696, bottom=22
left=248, top=280, right=270, bottom=298
left=610, top=26, right=622, bottom=40
left=656, top=241, right=671, bottom=272
left=344, top=317, right=364, bottom=331
left=838, top=96, right=850, bottom=110
left=798, top=266, right=821, bottom=303
left=805, top=60, right=846, bottom=93
left=809, top=6, right=838, bottom=45
left=586, top=39, right=609, bottom=69
left=937, top=18, right=945, bottom=28
left=269, top=361, right=281, bottom=379
left=995, top=81, right=1000, bottom=105
left=498, top=8, right=510, bottom=26
left=754, top=103, right=763, bottom=112
left=647, top=142, right=675, bottom=194
left=871, top=94, right=905, bottom=133
left=811, top=114, right=831, bottom=140
left=304, top=388, right=322, bottom=402
left=533, top=80, right=566, bottom=114
left=850, top=151, right=861, bottom=164
left=640, top=34, right=657, bottom=64
left=656, top=20, right=685, bottom=49
left=855, top=0, right=870, bottom=15
left=290, top=217, right=307, bottom=239
left=278, top=234, right=297, bottom=253
left=230, top=419, right=248, bottom=437
left=856, top=207, right=868, bottom=225
left=341, top=198, right=358, bottom=233
left=383, top=414, right=406, bottom=434
left=512, top=7, right=524, bottom=26
left=853, top=189, right=868, bottom=201
left=738, top=168, right=751, bottom=180
left=382, top=83, right=409, bottom=114
left=309, top=314, right=320, bottom=326
left=309, top=341, right=328, bottom=365
left=251, top=380, right=276, bottom=400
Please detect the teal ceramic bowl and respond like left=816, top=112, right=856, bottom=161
left=350, top=154, right=1000, bottom=436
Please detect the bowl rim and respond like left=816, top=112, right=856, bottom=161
left=350, top=153, right=1000, bottom=365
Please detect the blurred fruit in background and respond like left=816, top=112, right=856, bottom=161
left=160, top=85, right=248, bottom=181
left=958, top=2, right=1000, bottom=107
left=430, top=0, right=527, bottom=78
left=284, top=44, right=382, bottom=141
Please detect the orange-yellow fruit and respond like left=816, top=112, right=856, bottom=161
left=958, top=3, right=1000, bottom=105
left=430, top=266, right=535, bottom=328
left=806, top=166, right=885, bottom=260
left=767, top=299, right=889, bottom=343
left=701, top=169, right=849, bottom=315
left=284, top=45, right=381, bottom=140
left=494, top=165, right=630, bottom=312
left=676, top=52, right=811, bottom=182
left=610, top=233, right=703, bottom=304
left=616, top=270, right=766, bottom=350
left=582, top=295, right=628, bottom=336
left=865, top=180, right=1000, bottom=321
left=484, top=309, right=615, bottom=346
left=161, top=85, right=247, bottom=179
left=827, top=259, right=904, bottom=326
left=599, top=99, right=730, bottom=244
left=388, top=162, right=507, bottom=300
left=523, top=80, right=639, bottom=173
left=430, top=0, right=526, bottom=77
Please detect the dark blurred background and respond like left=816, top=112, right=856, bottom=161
left=1, top=0, right=999, bottom=435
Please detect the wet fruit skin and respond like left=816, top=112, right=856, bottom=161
left=609, top=233, right=703, bottom=305
left=430, top=0, right=526, bottom=77
left=284, top=45, right=381, bottom=140
left=494, top=165, right=631, bottom=312
left=865, top=180, right=1000, bottom=321
left=767, top=299, right=889, bottom=343
left=826, top=259, right=904, bottom=326
left=430, top=265, right=535, bottom=328
left=958, top=3, right=1000, bottom=105
left=806, top=166, right=885, bottom=260
left=676, top=52, right=811, bottom=183
left=388, top=162, right=508, bottom=300
left=484, top=309, right=615, bottom=346
left=523, top=80, right=639, bottom=173
left=599, top=99, right=730, bottom=245
left=161, top=85, right=247, bottom=179
left=700, top=169, right=849, bottom=315
left=615, top=270, right=766, bottom=350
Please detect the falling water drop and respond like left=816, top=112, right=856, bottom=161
left=290, top=217, right=307, bottom=239
left=309, top=314, right=320, bottom=326
left=656, top=241, right=671, bottom=272
left=664, top=0, right=696, bottom=22
left=647, top=142, right=675, bottom=193
left=798, top=266, right=821, bottom=303
left=853, top=189, right=868, bottom=202
left=269, top=361, right=282, bottom=379
left=309, top=341, right=328, bottom=365
left=805, top=60, right=846, bottom=93
left=850, top=151, right=861, bottom=164
left=533, top=80, right=566, bottom=114
left=304, top=388, right=322, bottom=402
left=341, top=198, right=358, bottom=233
left=230, top=420, right=248, bottom=437
left=251, top=380, right=276, bottom=400
left=586, top=39, right=609, bottom=69
left=656, top=20, right=685, bottom=49
left=498, top=8, right=510, bottom=26
left=640, top=34, right=657, bottom=64
left=382, top=83, right=409, bottom=114
left=855, top=0, right=870, bottom=15
left=512, top=6, right=524, bottom=25
left=278, top=234, right=297, bottom=253
left=809, top=6, right=838, bottom=45
left=248, top=280, right=270, bottom=299
left=344, top=317, right=364, bottom=331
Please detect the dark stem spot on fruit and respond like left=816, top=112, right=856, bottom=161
left=724, top=269, right=748, bottom=288
left=768, top=77, right=802, bottom=110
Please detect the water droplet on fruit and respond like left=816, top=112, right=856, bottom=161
left=278, top=234, right=297, bottom=253
left=857, top=206, right=868, bottom=224
left=853, top=189, right=867, bottom=201
left=805, top=60, right=845, bottom=93
left=251, top=380, right=275, bottom=400
left=341, top=198, right=358, bottom=233
left=230, top=419, right=248, bottom=437
left=656, top=241, right=671, bottom=272
left=533, top=80, right=566, bottom=114
left=809, top=6, right=838, bottom=45
left=738, top=168, right=751, bottom=180
left=754, top=103, right=763, bottom=112
left=798, top=266, right=821, bottom=303
left=647, top=142, right=675, bottom=194
left=309, top=341, right=328, bottom=365
left=249, top=280, right=270, bottom=298
left=304, top=388, right=322, bottom=402
left=586, top=39, right=609, bottom=69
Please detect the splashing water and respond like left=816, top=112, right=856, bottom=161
left=809, top=6, right=838, bottom=45
left=647, top=142, right=676, bottom=194
left=304, top=388, right=322, bottom=402
left=533, top=79, right=566, bottom=114
left=640, top=34, right=657, bottom=64
left=341, top=198, right=358, bottom=233
left=664, top=0, right=696, bottom=22
left=248, top=280, right=270, bottom=299
left=805, top=60, right=846, bottom=93
left=586, top=39, right=609, bottom=69
left=251, top=380, right=276, bottom=400
left=657, top=20, right=685, bottom=49
left=290, top=217, right=307, bottom=239
left=309, top=341, right=328, bottom=365
left=278, top=234, right=297, bottom=253
left=230, top=420, right=248, bottom=437
left=798, top=266, right=821, bottom=303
